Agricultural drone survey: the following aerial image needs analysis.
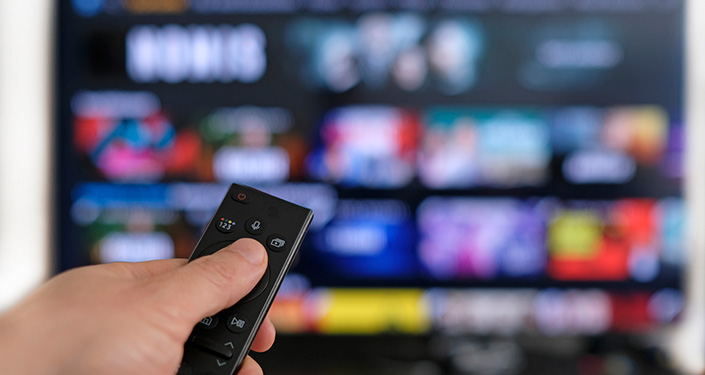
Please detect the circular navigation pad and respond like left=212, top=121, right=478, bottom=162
left=240, top=266, right=270, bottom=304
left=196, top=241, right=234, bottom=258
left=194, top=240, right=271, bottom=304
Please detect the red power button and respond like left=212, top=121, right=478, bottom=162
left=232, top=191, right=252, bottom=204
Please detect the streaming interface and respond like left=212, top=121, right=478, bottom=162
left=58, top=0, right=684, bottom=335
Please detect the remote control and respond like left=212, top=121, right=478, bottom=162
left=177, top=183, right=313, bottom=375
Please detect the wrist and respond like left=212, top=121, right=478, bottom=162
left=0, top=308, right=30, bottom=372
left=0, top=302, right=65, bottom=375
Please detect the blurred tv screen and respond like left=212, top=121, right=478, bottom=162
left=57, top=0, right=685, bottom=336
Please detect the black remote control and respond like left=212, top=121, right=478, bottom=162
left=178, top=183, right=313, bottom=375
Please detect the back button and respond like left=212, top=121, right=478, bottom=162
left=198, top=315, right=218, bottom=329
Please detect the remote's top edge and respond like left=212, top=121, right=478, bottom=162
left=228, top=183, right=314, bottom=214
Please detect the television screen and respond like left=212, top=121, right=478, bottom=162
left=57, top=0, right=685, bottom=345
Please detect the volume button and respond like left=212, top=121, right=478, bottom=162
left=190, top=337, right=233, bottom=359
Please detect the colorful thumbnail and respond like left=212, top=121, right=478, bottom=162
left=311, top=199, right=418, bottom=279
left=418, top=197, right=547, bottom=279
left=547, top=199, right=684, bottom=282
left=269, top=287, right=683, bottom=335
left=419, top=108, right=551, bottom=188
left=73, top=91, right=309, bottom=184
left=554, top=106, right=672, bottom=184
left=307, top=106, right=421, bottom=188
left=287, top=15, right=484, bottom=94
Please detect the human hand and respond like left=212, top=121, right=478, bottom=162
left=0, top=238, right=273, bottom=375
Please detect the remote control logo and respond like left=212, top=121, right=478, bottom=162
left=200, top=316, right=214, bottom=327
left=251, top=221, right=262, bottom=231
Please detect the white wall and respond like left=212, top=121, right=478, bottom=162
left=0, top=0, right=53, bottom=310
left=666, top=0, right=705, bottom=373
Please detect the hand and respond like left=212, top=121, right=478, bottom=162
left=0, top=238, right=274, bottom=375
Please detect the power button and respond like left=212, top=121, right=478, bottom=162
left=232, top=191, right=252, bottom=204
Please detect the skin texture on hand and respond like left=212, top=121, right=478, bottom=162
left=0, top=238, right=275, bottom=375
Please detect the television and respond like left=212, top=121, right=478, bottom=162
left=56, top=0, right=687, bottom=373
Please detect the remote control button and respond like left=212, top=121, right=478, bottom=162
left=215, top=358, right=226, bottom=368
left=214, top=217, right=236, bottom=234
left=266, top=234, right=288, bottom=252
left=240, top=266, right=270, bottom=303
left=227, top=313, right=249, bottom=333
left=177, top=362, right=192, bottom=375
left=245, top=217, right=265, bottom=235
left=191, top=336, right=233, bottom=359
left=198, top=315, right=218, bottom=329
left=232, top=191, right=252, bottom=204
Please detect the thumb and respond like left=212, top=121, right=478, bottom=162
left=160, top=238, right=268, bottom=323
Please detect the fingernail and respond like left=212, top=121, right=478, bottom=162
left=234, top=241, right=266, bottom=265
